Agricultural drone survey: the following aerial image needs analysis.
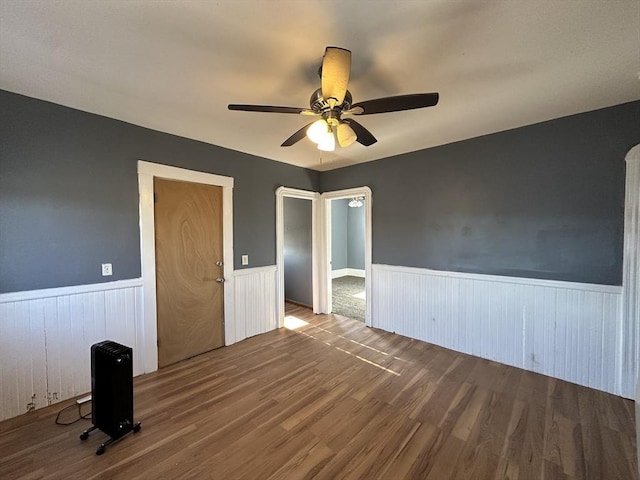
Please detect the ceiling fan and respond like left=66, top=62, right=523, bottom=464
left=228, top=47, right=439, bottom=152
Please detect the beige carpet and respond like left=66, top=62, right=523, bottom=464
left=331, top=275, right=365, bottom=322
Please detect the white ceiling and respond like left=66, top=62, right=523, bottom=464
left=1, top=1, right=638, bottom=171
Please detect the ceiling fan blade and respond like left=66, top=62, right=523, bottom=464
left=228, top=104, right=313, bottom=114
left=281, top=122, right=314, bottom=147
left=321, top=47, right=351, bottom=108
left=345, top=119, right=377, bottom=146
left=350, top=93, right=439, bottom=115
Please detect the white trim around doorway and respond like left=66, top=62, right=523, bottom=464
left=137, top=160, right=234, bottom=373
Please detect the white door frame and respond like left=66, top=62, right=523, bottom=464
left=622, top=145, right=640, bottom=399
left=320, top=187, right=373, bottom=326
left=275, top=187, right=320, bottom=326
left=137, top=160, right=234, bottom=373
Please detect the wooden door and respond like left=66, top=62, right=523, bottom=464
left=154, top=178, right=224, bottom=368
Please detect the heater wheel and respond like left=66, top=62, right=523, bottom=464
left=133, top=422, right=141, bottom=433
left=96, top=445, right=106, bottom=456
left=80, top=425, right=97, bottom=441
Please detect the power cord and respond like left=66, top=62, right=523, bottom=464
left=55, top=402, right=92, bottom=426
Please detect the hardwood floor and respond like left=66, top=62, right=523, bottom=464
left=1, top=304, right=637, bottom=479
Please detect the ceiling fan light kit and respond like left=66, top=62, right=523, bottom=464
left=228, top=46, right=439, bottom=152
left=337, top=122, right=357, bottom=147
left=304, top=117, right=357, bottom=152
left=317, top=131, right=336, bottom=152
left=307, top=118, right=330, bottom=144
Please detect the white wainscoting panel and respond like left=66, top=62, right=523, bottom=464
left=232, top=266, right=278, bottom=345
left=372, top=264, right=626, bottom=397
left=0, top=300, right=48, bottom=420
left=0, top=279, right=143, bottom=421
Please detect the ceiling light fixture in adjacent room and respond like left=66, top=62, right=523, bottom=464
left=349, top=197, right=364, bottom=208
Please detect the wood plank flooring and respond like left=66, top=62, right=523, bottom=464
left=1, top=304, right=637, bottom=479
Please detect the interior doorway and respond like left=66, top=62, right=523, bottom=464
left=321, top=187, right=372, bottom=326
left=275, top=186, right=371, bottom=327
left=154, top=178, right=225, bottom=367
left=276, top=187, right=319, bottom=326
left=329, top=197, right=366, bottom=322
left=138, top=161, right=234, bottom=374
left=283, top=196, right=314, bottom=309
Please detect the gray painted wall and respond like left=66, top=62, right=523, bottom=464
left=0, top=90, right=319, bottom=293
left=321, top=101, right=640, bottom=286
left=2, top=90, right=637, bottom=292
left=331, top=199, right=348, bottom=271
left=283, top=197, right=313, bottom=306
left=331, top=198, right=365, bottom=272
left=347, top=200, right=365, bottom=270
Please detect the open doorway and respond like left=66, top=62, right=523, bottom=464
left=329, top=197, right=366, bottom=322
left=283, top=196, right=314, bottom=308
left=276, top=187, right=319, bottom=326
left=321, top=187, right=372, bottom=326
left=276, top=186, right=371, bottom=327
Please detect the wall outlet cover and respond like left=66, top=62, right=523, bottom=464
left=101, top=263, right=112, bottom=276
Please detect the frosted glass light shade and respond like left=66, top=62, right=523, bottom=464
left=337, top=123, right=357, bottom=147
left=317, top=130, right=335, bottom=151
left=307, top=119, right=329, bottom=144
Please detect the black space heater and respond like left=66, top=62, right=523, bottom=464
left=80, top=340, right=141, bottom=455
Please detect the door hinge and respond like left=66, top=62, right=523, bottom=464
left=153, top=193, right=158, bottom=203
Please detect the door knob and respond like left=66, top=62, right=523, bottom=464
left=216, top=277, right=225, bottom=283
left=215, top=260, right=223, bottom=267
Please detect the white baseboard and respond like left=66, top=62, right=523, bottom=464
left=332, top=268, right=347, bottom=278
left=332, top=268, right=365, bottom=279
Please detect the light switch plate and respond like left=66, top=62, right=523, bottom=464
left=241, top=255, right=249, bottom=266
left=101, top=263, right=112, bottom=276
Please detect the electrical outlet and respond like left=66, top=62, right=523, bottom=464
left=102, top=263, right=112, bottom=276
left=241, top=255, right=249, bottom=266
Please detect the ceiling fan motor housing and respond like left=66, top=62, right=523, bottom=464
left=309, top=88, right=352, bottom=115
